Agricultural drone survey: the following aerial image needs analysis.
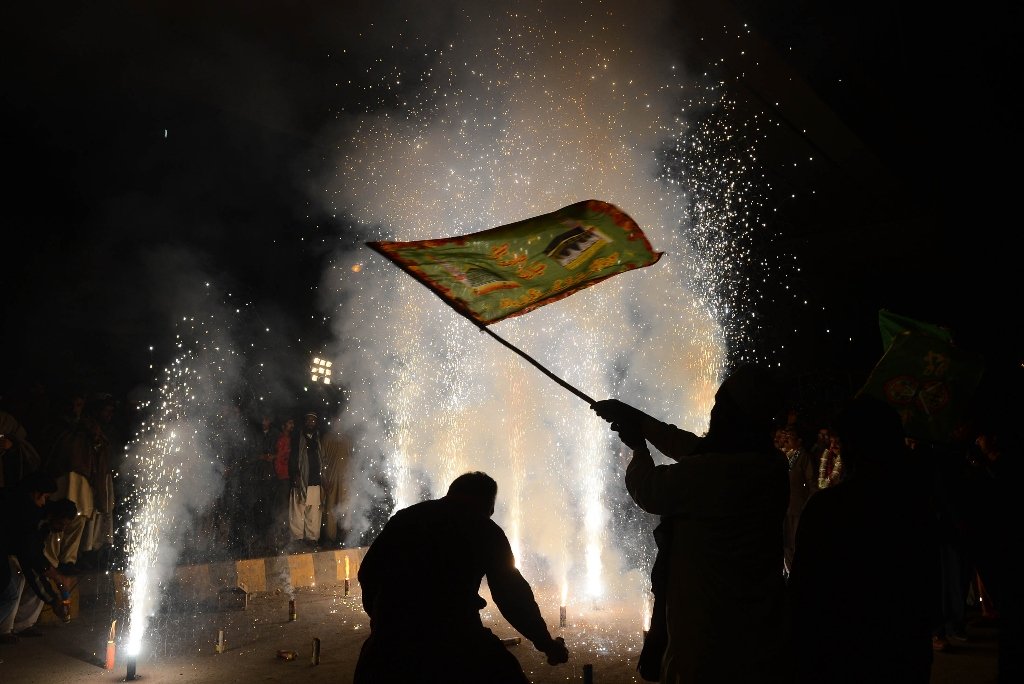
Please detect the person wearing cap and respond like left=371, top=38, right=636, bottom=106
left=288, top=412, right=324, bottom=550
left=592, top=364, right=790, bottom=684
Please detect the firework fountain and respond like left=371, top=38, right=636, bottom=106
left=122, top=300, right=248, bottom=671
left=319, top=0, right=773, bottom=628
left=116, top=0, right=780, bottom=665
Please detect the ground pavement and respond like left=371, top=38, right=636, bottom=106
left=0, top=548, right=1000, bottom=683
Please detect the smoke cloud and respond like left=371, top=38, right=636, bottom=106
left=316, top=0, right=735, bottom=601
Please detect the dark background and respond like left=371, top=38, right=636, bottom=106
left=3, top=1, right=1020, bottom=413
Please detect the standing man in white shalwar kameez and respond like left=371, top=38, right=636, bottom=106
left=320, top=425, right=352, bottom=548
left=288, top=412, right=324, bottom=550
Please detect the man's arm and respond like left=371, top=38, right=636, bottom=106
left=356, top=513, right=402, bottom=617
left=19, top=558, right=65, bottom=609
left=486, top=527, right=568, bottom=665
left=288, top=432, right=300, bottom=483
left=12, top=528, right=69, bottom=615
left=642, top=417, right=702, bottom=461
left=624, top=447, right=742, bottom=516
left=591, top=399, right=701, bottom=461
left=356, top=544, right=380, bottom=617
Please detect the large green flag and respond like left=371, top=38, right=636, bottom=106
left=367, top=199, right=663, bottom=326
left=878, top=308, right=952, bottom=352
left=859, top=311, right=984, bottom=443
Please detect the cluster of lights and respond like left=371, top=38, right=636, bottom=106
left=311, top=357, right=333, bottom=384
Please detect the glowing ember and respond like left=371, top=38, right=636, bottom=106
left=641, top=591, right=653, bottom=634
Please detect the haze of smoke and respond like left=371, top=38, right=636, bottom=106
left=318, top=0, right=731, bottom=600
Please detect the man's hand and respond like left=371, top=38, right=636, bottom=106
left=44, top=566, right=70, bottom=588
left=50, top=599, right=70, bottom=623
left=591, top=399, right=645, bottom=425
left=542, top=636, right=569, bottom=665
left=592, top=400, right=648, bottom=450
left=615, top=423, right=648, bottom=451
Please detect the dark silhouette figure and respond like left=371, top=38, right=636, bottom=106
left=592, top=364, right=790, bottom=683
left=354, top=471, right=569, bottom=684
left=245, top=412, right=278, bottom=556
left=0, top=408, right=42, bottom=489
left=925, top=427, right=973, bottom=651
left=963, top=400, right=1022, bottom=683
left=1, top=472, right=74, bottom=640
left=783, top=424, right=819, bottom=576
left=788, top=395, right=937, bottom=683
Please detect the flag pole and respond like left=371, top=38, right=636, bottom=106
left=368, top=240, right=598, bottom=405
left=477, top=324, right=595, bottom=405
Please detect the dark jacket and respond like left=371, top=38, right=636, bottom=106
left=355, top=496, right=552, bottom=683
left=0, top=488, right=60, bottom=605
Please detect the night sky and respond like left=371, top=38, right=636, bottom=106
left=4, top=1, right=1021, bottom=411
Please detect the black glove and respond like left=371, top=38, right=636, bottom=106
left=591, top=399, right=645, bottom=425
left=541, top=636, right=569, bottom=665
left=616, top=423, right=648, bottom=451
left=592, top=400, right=648, bottom=450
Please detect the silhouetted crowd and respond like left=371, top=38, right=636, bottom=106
left=2, top=369, right=1020, bottom=683
left=1, top=385, right=353, bottom=646
left=773, top=395, right=1019, bottom=683
left=180, top=405, right=354, bottom=564
left=592, top=364, right=1020, bottom=684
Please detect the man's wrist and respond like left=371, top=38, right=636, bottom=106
left=632, top=443, right=651, bottom=455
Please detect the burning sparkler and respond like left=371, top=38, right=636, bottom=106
left=105, top=620, right=116, bottom=670
left=642, top=590, right=653, bottom=639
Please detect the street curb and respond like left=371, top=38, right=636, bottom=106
left=38, top=547, right=367, bottom=624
